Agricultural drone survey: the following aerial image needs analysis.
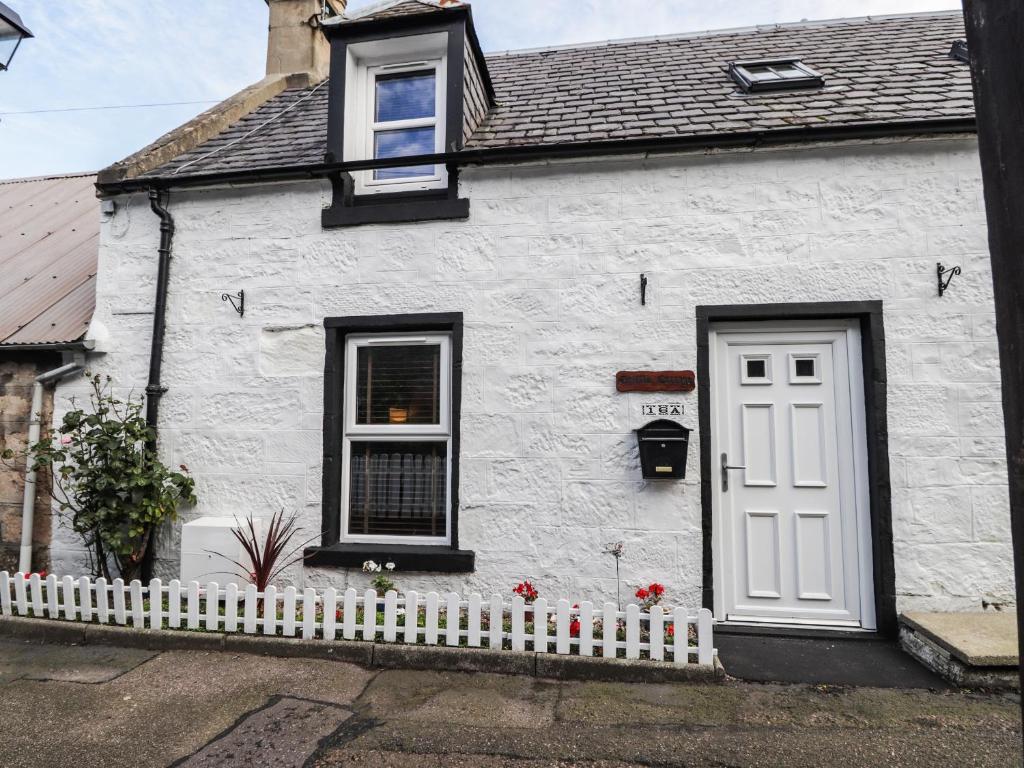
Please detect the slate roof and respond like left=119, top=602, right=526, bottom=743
left=0, top=174, right=98, bottom=346
left=143, top=11, right=973, bottom=180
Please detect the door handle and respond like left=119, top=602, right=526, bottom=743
left=720, top=452, right=746, bottom=492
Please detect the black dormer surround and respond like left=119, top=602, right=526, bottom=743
left=321, top=6, right=493, bottom=227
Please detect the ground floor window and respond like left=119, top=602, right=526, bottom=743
left=312, top=312, right=475, bottom=571
left=342, top=332, right=452, bottom=544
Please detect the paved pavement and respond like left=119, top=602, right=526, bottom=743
left=0, top=639, right=1019, bottom=768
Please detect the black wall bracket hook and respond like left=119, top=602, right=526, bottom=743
left=640, top=273, right=648, bottom=306
left=221, top=289, right=245, bottom=317
left=937, top=263, right=961, bottom=297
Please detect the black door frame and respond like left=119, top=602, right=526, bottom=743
left=696, top=301, right=897, bottom=637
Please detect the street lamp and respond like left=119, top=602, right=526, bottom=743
left=0, top=2, right=32, bottom=72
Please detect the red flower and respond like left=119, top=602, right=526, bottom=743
left=649, top=583, right=665, bottom=597
left=335, top=609, right=343, bottom=622
left=569, top=619, right=581, bottom=637
left=666, top=624, right=675, bottom=638
left=513, top=580, right=538, bottom=603
left=635, top=587, right=649, bottom=600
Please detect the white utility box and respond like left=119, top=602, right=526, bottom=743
left=179, top=516, right=262, bottom=588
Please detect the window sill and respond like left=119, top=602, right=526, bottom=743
left=323, top=172, right=469, bottom=228
left=304, top=543, right=475, bottom=573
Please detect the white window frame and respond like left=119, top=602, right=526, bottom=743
left=341, top=332, right=452, bottom=545
left=354, top=57, right=447, bottom=196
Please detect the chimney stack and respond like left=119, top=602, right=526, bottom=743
left=265, top=0, right=346, bottom=82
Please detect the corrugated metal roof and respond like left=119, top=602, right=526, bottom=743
left=0, top=173, right=99, bottom=346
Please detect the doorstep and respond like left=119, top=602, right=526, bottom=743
left=899, top=611, right=1019, bottom=690
left=0, top=615, right=725, bottom=685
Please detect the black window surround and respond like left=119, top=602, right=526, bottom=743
left=696, top=301, right=897, bottom=638
left=308, top=312, right=474, bottom=573
left=321, top=11, right=492, bottom=228
left=728, top=59, right=825, bottom=93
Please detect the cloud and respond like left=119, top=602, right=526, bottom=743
left=0, top=0, right=961, bottom=178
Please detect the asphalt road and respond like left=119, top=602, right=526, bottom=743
left=0, top=639, right=1019, bottom=768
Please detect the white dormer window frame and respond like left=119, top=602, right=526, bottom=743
left=347, top=42, right=449, bottom=196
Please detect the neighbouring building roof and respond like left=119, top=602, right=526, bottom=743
left=333, top=0, right=459, bottom=24
left=141, top=11, right=973, bottom=181
left=0, top=174, right=99, bottom=347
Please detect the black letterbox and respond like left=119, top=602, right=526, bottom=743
left=635, top=419, right=691, bottom=479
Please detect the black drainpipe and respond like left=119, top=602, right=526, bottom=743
left=141, top=188, right=174, bottom=580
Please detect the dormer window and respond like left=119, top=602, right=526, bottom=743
left=729, top=59, right=824, bottom=93
left=320, top=0, right=495, bottom=227
left=358, top=57, right=448, bottom=194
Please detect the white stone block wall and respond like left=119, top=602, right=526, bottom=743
left=51, top=136, right=1012, bottom=614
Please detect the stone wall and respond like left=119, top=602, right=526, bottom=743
left=54, top=135, right=1012, bottom=614
left=0, top=354, right=59, bottom=573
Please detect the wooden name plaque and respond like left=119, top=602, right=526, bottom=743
left=616, top=370, right=696, bottom=393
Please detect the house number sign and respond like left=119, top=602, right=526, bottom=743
left=641, top=403, right=684, bottom=417
left=616, top=370, right=696, bottom=393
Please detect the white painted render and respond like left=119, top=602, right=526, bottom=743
left=51, top=135, right=1012, bottom=614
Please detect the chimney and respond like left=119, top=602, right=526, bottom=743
left=265, top=0, right=346, bottom=82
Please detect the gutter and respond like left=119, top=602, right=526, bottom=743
left=97, top=117, right=978, bottom=195
left=0, top=341, right=95, bottom=354
left=20, top=359, right=84, bottom=573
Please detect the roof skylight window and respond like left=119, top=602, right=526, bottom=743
left=729, top=59, right=824, bottom=93
left=949, top=39, right=968, bottom=63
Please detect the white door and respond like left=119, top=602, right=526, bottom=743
left=711, top=321, right=875, bottom=629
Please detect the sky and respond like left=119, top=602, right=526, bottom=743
left=0, top=0, right=961, bottom=180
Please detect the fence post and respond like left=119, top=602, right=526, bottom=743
left=602, top=603, right=617, bottom=659
left=63, top=575, right=78, bottom=621
left=625, top=604, right=640, bottom=660
left=649, top=605, right=664, bottom=662
left=262, top=585, right=278, bottom=635
left=13, top=572, right=27, bottom=615
left=148, top=578, right=163, bottom=629
left=112, top=578, right=126, bottom=624
left=578, top=601, right=594, bottom=657
left=403, top=590, right=419, bottom=644
left=186, top=581, right=200, bottom=630
left=205, top=582, right=220, bottom=632
left=45, top=573, right=58, bottom=619
left=363, top=589, right=378, bottom=641
left=243, top=584, right=258, bottom=634
left=467, top=593, right=482, bottom=647
left=556, top=599, right=570, bottom=655
left=29, top=573, right=43, bottom=616
left=533, top=598, right=548, bottom=654
left=322, top=587, right=337, bottom=641
left=282, top=585, right=297, bottom=637
left=129, top=580, right=144, bottom=627
left=342, top=588, right=357, bottom=640
left=78, top=576, right=93, bottom=623
left=511, top=595, right=525, bottom=652
left=672, top=607, right=687, bottom=664
left=383, top=590, right=398, bottom=643
left=94, top=576, right=109, bottom=624
left=697, top=608, right=713, bottom=665
left=0, top=571, right=10, bottom=616
left=224, top=583, right=239, bottom=633
left=424, top=592, right=440, bottom=645
left=445, top=592, right=460, bottom=647
left=167, top=579, right=181, bottom=629
left=488, top=595, right=503, bottom=651
left=302, top=587, right=316, bottom=640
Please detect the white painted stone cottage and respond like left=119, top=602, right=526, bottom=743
left=55, top=0, right=1012, bottom=637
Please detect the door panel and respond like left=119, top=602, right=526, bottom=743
left=712, top=323, right=873, bottom=628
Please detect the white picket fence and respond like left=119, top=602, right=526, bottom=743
left=0, top=571, right=715, bottom=665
